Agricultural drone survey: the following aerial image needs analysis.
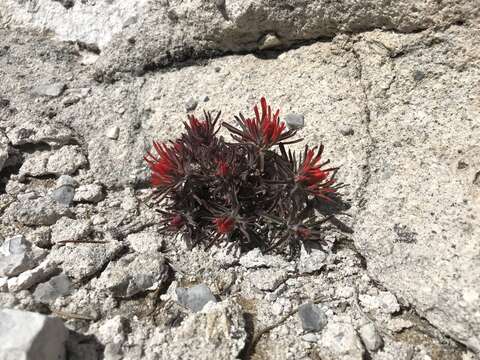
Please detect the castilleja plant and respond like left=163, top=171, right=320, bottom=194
left=145, top=97, right=343, bottom=258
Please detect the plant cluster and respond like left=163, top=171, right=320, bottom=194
left=145, top=97, right=343, bottom=258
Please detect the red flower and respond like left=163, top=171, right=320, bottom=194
left=295, top=226, right=311, bottom=239
left=223, top=97, right=296, bottom=148
left=169, top=214, right=184, bottom=229
left=295, top=145, right=337, bottom=198
left=213, top=217, right=236, bottom=234
left=216, top=160, right=230, bottom=177
left=144, top=141, right=184, bottom=188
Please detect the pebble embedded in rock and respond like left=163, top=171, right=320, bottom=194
left=176, top=283, right=217, bottom=312
left=299, top=241, right=327, bottom=273
left=413, top=70, right=425, bottom=81
left=0, top=235, right=36, bottom=278
left=259, top=34, right=282, bottom=50
left=359, top=322, right=383, bottom=351
left=34, top=273, right=72, bottom=303
left=359, top=291, right=400, bottom=314
left=0, top=308, right=68, bottom=360
left=74, top=184, right=104, bottom=203
left=106, top=126, right=120, bottom=140
left=185, top=97, right=198, bottom=112
left=32, top=82, right=67, bottom=97
left=298, top=303, right=328, bottom=332
left=284, top=113, right=304, bottom=130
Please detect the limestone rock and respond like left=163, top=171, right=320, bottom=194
left=176, top=283, right=217, bottom=312
left=34, top=273, right=72, bottom=303
left=96, top=253, right=170, bottom=298
left=51, top=217, right=93, bottom=244
left=73, top=184, right=104, bottom=203
left=4, top=197, right=72, bottom=226
left=0, top=309, right=68, bottom=360
left=319, top=321, right=365, bottom=360
left=19, top=145, right=87, bottom=178
left=0, top=235, right=37, bottom=278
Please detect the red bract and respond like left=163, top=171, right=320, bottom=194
left=223, top=97, right=297, bottom=148
left=296, top=145, right=337, bottom=198
left=144, top=141, right=184, bottom=188
left=213, top=217, right=236, bottom=234
left=169, top=214, right=185, bottom=229
left=216, top=160, right=230, bottom=177
left=183, top=112, right=220, bottom=147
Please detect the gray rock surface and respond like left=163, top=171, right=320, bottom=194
left=4, top=197, right=72, bottom=226
left=0, top=308, right=68, bottom=360
left=359, top=322, right=383, bottom=352
left=51, top=217, right=92, bottom=244
left=33, top=273, right=72, bottom=303
left=32, top=82, right=67, bottom=97
left=284, top=113, right=305, bottom=130
left=0, top=235, right=36, bottom=278
left=319, top=321, right=365, bottom=360
left=73, top=184, right=104, bottom=203
left=6, top=121, right=75, bottom=147
left=298, top=303, right=328, bottom=332
left=96, top=253, right=169, bottom=298
left=19, top=145, right=87, bottom=178
left=7, top=259, right=58, bottom=292
left=176, top=283, right=217, bottom=312
left=161, top=300, right=246, bottom=359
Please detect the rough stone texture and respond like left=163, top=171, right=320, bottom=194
left=359, top=322, right=383, bottom=352
left=95, top=253, right=170, bottom=298
left=0, top=309, right=68, bottom=360
left=319, top=321, right=365, bottom=360
left=0, top=4, right=479, bottom=359
left=352, top=27, right=480, bottom=352
left=51, top=217, right=92, bottom=244
left=160, top=300, right=247, bottom=359
left=3, top=197, right=72, bottom=226
left=32, top=82, right=67, bottom=98
left=19, top=145, right=87, bottom=178
left=176, top=283, right=217, bottom=312
left=7, top=258, right=58, bottom=292
left=73, top=184, right=104, bottom=203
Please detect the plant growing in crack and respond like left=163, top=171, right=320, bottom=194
left=145, top=97, right=345, bottom=258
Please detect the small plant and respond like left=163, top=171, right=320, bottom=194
left=145, top=97, right=343, bottom=258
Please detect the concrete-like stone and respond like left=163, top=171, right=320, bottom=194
left=73, top=184, right=104, bottom=203
left=19, top=145, right=87, bottom=178
left=0, top=308, right=68, bottom=360
left=6, top=121, right=75, bottom=147
left=358, top=322, right=383, bottom=352
left=161, top=300, right=246, bottom=359
left=51, top=217, right=92, bottom=244
left=319, top=321, right=365, bottom=360
left=4, top=197, right=72, bottom=226
left=176, top=283, right=217, bottom=312
left=32, top=82, right=66, bottom=97
left=7, top=259, right=58, bottom=292
left=96, top=253, right=170, bottom=298
left=126, top=231, right=163, bottom=254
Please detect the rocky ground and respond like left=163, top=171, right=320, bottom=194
left=0, top=1, right=479, bottom=359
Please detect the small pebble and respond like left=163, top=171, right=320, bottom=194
left=106, top=126, right=120, bottom=140
left=185, top=97, right=198, bottom=112
left=339, top=124, right=354, bottom=136
left=284, top=113, right=304, bottom=130
left=259, top=34, right=282, bottom=50
left=298, top=303, right=328, bottom=332
left=32, top=82, right=67, bottom=98
left=176, top=283, right=216, bottom=312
